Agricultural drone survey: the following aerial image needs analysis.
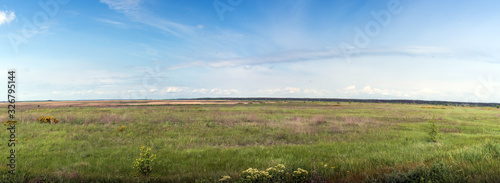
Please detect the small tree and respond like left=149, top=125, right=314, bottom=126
left=429, top=117, right=439, bottom=142
left=134, top=146, right=157, bottom=177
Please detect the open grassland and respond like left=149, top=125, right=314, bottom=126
left=1, top=101, right=500, bottom=182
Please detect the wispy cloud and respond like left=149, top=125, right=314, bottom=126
left=208, top=88, right=239, bottom=95
left=99, top=0, right=142, bottom=14
left=95, top=18, right=124, bottom=25
left=99, top=0, right=194, bottom=37
left=342, top=85, right=443, bottom=99
left=156, top=87, right=239, bottom=96
left=140, top=15, right=194, bottom=38
left=0, top=10, right=15, bottom=26
left=343, top=85, right=404, bottom=96
left=166, top=46, right=457, bottom=70
left=258, top=87, right=329, bottom=96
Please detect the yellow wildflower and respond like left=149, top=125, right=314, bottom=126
left=219, top=175, right=231, bottom=181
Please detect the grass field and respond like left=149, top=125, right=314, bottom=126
left=1, top=100, right=500, bottom=182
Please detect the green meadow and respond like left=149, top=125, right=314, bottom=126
left=1, top=101, right=500, bottom=182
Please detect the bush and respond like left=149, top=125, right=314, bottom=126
left=240, top=168, right=271, bottom=183
left=428, top=118, right=439, bottom=142
left=371, top=161, right=466, bottom=182
left=134, top=146, right=157, bottom=177
left=37, top=116, right=59, bottom=124
left=238, top=164, right=313, bottom=183
left=266, top=164, right=286, bottom=182
left=291, top=168, right=310, bottom=182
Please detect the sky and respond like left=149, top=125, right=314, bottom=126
left=1, top=0, right=500, bottom=102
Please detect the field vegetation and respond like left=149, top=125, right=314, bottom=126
left=1, top=100, right=500, bottom=182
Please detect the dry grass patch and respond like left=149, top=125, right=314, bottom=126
left=342, top=116, right=380, bottom=127
left=271, top=115, right=317, bottom=135
left=439, top=127, right=460, bottom=133
left=100, top=113, right=127, bottom=123
left=245, top=113, right=259, bottom=123
left=55, top=170, right=80, bottom=180
left=311, top=115, right=326, bottom=125
left=328, top=126, right=344, bottom=134
left=420, top=106, right=447, bottom=109
left=325, top=116, right=381, bottom=135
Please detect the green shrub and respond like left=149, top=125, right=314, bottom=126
left=240, top=168, right=271, bottom=183
left=371, top=161, right=466, bottom=182
left=291, top=168, right=310, bottom=182
left=266, top=164, right=286, bottom=182
left=134, top=146, right=157, bottom=177
left=428, top=118, right=439, bottom=142
left=239, top=164, right=308, bottom=183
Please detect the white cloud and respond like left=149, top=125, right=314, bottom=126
left=0, top=10, right=16, bottom=26
left=257, top=87, right=329, bottom=96
left=158, top=87, right=238, bottom=95
left=341, top=85, right=446, bottom=99
left=209, top=88, right=238, bottom=95
left=258, top=88, right=282, bottom=95
left=361, top=86, right=374, bottom=94
left=345, top=85, right=356, bottom=90
left=155, top=86, right=239, bottom=95
left=160, top=87, right=184, bottom=94
left=346, top=85, right=403, bottom=96
left=192, top=88, right=208, bottom=94
left=303, top=89, right=318, bottom=94
left=284, top=87, right=301, bottom=94
left=99, top=0, right=142, bottom=14
left=343, top=85, right=399, bottom=96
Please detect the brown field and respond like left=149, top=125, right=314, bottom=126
left=5, top=100, right=255, bottom=108
left=1, top=100, right=266, bottom=113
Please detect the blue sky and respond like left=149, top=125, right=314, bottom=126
left=1, top=0, right=500, bottom=102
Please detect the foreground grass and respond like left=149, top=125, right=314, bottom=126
left=0, top=101, right=500, bottom=182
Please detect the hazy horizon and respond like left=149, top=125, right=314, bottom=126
left=1, top=0, right=499, bottom=102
